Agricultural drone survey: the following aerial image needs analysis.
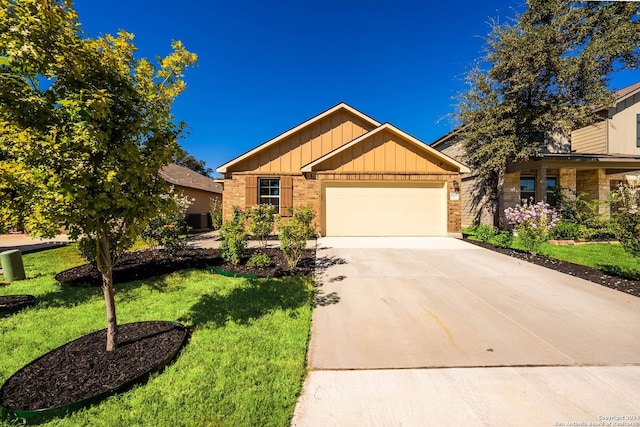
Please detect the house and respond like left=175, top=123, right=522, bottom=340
left=431, top=81, right=640, bottom=227
left=159, top=163, right=223, bottom=229
left=216, top=103, right=469, bottom=237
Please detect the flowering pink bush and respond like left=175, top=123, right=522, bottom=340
left=504, top=199, right=559, bottom=254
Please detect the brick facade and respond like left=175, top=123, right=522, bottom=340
left=223, top=172, right=463, bottom=235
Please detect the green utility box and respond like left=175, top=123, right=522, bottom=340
left=1, top=249, right=26, bottom=282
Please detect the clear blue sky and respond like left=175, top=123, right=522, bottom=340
left=74, top=1, right=639, bottom=177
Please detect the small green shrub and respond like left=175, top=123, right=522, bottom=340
left=209, top=198, right=223, bottom=230
left=278, top=206, right=315, bottom=269
left=219, top=207, right=248, bottom=265
left=247, top=204, right=276, bottom=249
left=549, top=221, right=581, bottom=240
left=141, top=189, right=192, bottom=254
left=491, top=230, right=514, bottom=248
left=474, top=224, right=497, bottom=242
left=247, top=252, right=273, bottom=268
left=609, top=182, right=640, bottom=257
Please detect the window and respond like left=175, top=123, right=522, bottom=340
left=520, top=177, right=535, bottom=202
left=259, top=178, right=280, bottom=210
left=546, top=177, right=557, bottom=207
left=519, top=176, right=558, bottom=206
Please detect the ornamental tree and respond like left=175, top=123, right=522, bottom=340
left=456, top=1, right=640, bottom=225
left=0, top=0, right=197, bottom=351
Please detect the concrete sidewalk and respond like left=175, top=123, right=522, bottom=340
left=292, top=237, right=640, bottom=426
left=0, top=233, right=70, bottom=254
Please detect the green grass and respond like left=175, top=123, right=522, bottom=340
left=1, top=245, right=313, bottom=426
left=464, top=227, right=640, bottom=280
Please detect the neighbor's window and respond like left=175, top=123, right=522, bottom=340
left=546, top=177, right=557, bottom=207
left=259, top=178, right=280, bottom=210
left=520, top=177, right=535, bottom=202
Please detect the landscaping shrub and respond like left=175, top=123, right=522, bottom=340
left=209, top=198, right=223, bottom=231
left=504, top=199, right=559, bottom=254
left=247, top=252, right=273, bottom=268
left=278, top=206, right=315, bottom=269
left=474, top=224, right=498, bottom=242
left=247, top=204, right=276, bottom=249
left=492, top=230, right=514, bottom=248
left=609, top=182, right=640, bottom=258
left=141, top=190, right=192, bottom=255
left=219, top=206, right=248, bottom=265
left=549, top=221, right=581, bottom=240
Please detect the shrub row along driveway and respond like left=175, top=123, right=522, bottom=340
left=294, top=237, right=640, bottom=426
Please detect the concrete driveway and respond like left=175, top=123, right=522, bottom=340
left=293, top=237, right=640, bottom=426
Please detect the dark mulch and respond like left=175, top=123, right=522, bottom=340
left=1, top=247, right=315, bottom=420
left=0, top=295, right=37, bottom=317
left=55, top=247, right=316, bottom=286
left=465, top=239, right=640, bottom=298
left=0, top=321, right=188, bottom=414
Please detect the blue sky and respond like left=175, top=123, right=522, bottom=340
left=74, top=1, right=640, bottom=177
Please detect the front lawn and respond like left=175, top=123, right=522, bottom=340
left=1, top=245, right=313, bottom=426
left=464, top=227, right=640, bottom=280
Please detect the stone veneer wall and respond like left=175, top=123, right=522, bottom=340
left=576, top=169, right=608, bottom=215
left=499, top=172, right=521, bottom=227
left=222, top=173, right=462, bottom=235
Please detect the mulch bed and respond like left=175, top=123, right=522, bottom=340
left=0, top=321, right=188, bottom=415
left=0, top=295, right=37, bottom=317
left=0, top=247, right=314, bottom=420
left=55, top=247, right=316, bottom=286
left=465, top=239, right=640, bottom=298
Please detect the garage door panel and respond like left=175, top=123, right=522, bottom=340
left=324, top=182, right=446, bottom=236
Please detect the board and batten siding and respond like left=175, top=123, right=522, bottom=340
left=571, top=121, right=608, bottom=154
left=311, top=130, right=458, bottom=174
left=227, top=110, right=376, bottom=174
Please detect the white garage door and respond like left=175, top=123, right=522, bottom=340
left=323, top=181, right=447, bottom=236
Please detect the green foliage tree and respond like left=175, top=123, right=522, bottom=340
left=247, top=204, right=276, bottom=250
left=0, top=0, right=197, bottom=350
left=173, top=147, right=213, bottom=177
left=456, top=1, right=640, bottom=225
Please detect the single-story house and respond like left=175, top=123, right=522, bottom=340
left=216, top=103, right=469, bottom=237
left=160, top=163, right=223, bottom=229
left=431, top=81, right=640, bottom=227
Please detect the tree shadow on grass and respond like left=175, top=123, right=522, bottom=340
left=184, top=277, right=312, bottom=328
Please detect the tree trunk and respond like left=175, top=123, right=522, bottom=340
left=95, top=227, right=118, bottom=351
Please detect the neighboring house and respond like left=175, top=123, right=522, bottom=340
left=216, top=103, right=470, bottom=237
left=432, top=81, right=640, bottom=227
left=160, top=163, right=223, bottom=229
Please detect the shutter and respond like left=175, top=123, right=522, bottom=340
left=246, top=176, right=258, bottom=209
left=280, top=176, right=293, bottom=217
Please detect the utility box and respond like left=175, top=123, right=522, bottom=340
left=1, top=249, right=26, bottom=282
left=187, top=213, right=208, bottom=230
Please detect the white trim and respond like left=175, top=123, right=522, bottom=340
left=216, top=103, right=381, bottom=174
left=301, top=123, right=471, bottom=173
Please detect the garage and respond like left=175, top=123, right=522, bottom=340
left=323, top=181, right=447, bottom=236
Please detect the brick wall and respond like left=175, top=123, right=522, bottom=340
left=499, top=172, right=520, bottom=227
left=222, top=172, right=463, bottom=235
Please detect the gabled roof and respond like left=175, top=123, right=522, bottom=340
left=613, top=81, right=640, bottom=104
left=160, top=163, right=223, bottom=193
left=301, top=123, right=470, bottom=173
left=216, top=103, right=381, bottom=174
